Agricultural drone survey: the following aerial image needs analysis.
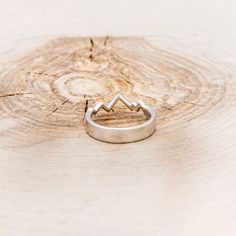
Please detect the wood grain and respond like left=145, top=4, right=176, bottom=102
left=0, top=36, right=232, bottom=137
left=1, top=1, right=236, bottom=236
left=0, top=35, right=236, bottom=236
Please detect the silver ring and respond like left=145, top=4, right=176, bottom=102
left=85, top=94, right=156, bottom=143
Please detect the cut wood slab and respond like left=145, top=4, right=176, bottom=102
left=1, top=0, right=236, bottom=235
left=0, top=35, right=236, bottom=236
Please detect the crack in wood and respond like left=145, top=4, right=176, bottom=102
left=30, top=71, right=57, bottom=77
left=82, top=95, right=89, bottom=121
left=104, top=36, right=109, bottom=46
left=84, top=99, right=88, bottom=113
left=48, top=98, right=69, bottom=116
left=89, top=37, right=94, bottom=61
left=0, top=92, right=32, bottom=98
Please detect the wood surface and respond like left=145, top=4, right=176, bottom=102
left=1, top=0, right=236, bottom=235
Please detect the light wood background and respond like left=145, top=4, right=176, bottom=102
left=1, top=0, right=236, bottom=235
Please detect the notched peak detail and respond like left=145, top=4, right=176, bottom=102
left=91, top=93, right=144, bottom=115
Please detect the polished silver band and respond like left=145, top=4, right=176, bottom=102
left=85, top=94, right=156, bottom=143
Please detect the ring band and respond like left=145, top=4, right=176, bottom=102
left=85, top=94, right=156, bottom=143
